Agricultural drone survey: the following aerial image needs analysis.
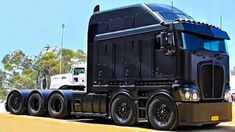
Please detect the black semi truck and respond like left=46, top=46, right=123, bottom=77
left=5, top=4, right=232, bottom=130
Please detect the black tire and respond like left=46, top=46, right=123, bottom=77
left=110, top=95, right=137, bottom=126
left=27, top=93, right=45, bottom=116
left=47, top=93, right=69, bottom=119
left=7, top=92, right=25, bottom=115
left=148, top=96, right=178, bottom=130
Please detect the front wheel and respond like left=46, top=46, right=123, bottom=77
left=148, top=96, right=178, bottom=130
left=110, top=95, right=137, bottom=126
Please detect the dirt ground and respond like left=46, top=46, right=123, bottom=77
left=0, top=105, right=234, bottom=132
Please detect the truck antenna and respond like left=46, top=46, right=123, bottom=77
left=171, top=1, right=175, bottom=30
left=220, top=15, right=223, bottom=29
left=171, top=1, right=174, bottom=22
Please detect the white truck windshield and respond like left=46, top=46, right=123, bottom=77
left=74, top=68, right=85, bottom=75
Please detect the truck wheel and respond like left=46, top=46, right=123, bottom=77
left=111, top=95, right=137, bottom=126
left=7, top=92, right=25, bottom=115
left=47, top=93, right=69, bottom=118
left=27, top=93, right=45, bottom=116
left=148, top=96, right=178, bottom=130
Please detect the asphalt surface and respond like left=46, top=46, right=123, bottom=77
left=0, top=102, right=234, bottom=132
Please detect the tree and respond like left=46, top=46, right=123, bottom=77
left=0, top=70, right=5, bottom=89
left=2, top=50, right=25, bottom=72
left=77, top=49, right=86, bottom=62
left=1, top=47, right=87, bottom=90
left=2, top=50, right=38, bottom=89
left=60, top=48, right=78, bottom=73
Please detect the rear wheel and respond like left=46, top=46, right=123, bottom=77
left=7, top=92, right=25, bottom=115
left=110, top=95, right=137, bottom=126
left=27, top=93, right=45, bottom=116
left=47, top=93, right=69, bottom=118
left=148, top=96, right=178, bottom=130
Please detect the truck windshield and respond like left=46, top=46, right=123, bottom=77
left=74, top=68, right=85, bottom=75
left=181, top=32, right=227, bottom=53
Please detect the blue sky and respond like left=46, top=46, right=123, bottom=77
left=0, top=0, right=234, bottom=71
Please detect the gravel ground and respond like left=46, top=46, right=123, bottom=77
left=0, top=112, right=234, bottom=132
left=0, top=102, right=234, bottom=132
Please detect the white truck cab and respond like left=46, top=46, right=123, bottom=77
left=50, top=62, right=86, bottom=91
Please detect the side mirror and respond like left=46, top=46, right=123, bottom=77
left=160, top=32, right=168, bottom=47
left=156, top=32, right=175, bottom=56
left=155, top=32, right=167, bottom=48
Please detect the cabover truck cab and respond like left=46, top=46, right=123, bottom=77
left=5, top=4, right=232, bottom=130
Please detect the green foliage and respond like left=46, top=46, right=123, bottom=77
left=1, top=50, right=37, bottom=89
left=77, top=50, right=86, bottom=62
left=2, top=50, right=25, bottom=71
left=0, top=89, right=6, bottom=100
left=1, top=47, right=86, bottom=90
left=0, top=70, right=5, bottom=89
left=38, top=52, right=59, bottom=76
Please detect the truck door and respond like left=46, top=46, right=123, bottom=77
left=124, top=37, right=140, bottom=80
left=72, top=67, right=85, bottom=84
left=95, top=40, right=113, bottom=84
left=154, top=32, right=176, bottom=78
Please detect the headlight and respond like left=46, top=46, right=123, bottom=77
left=179, top=88, right=200, bottom=102
left=185, top=92, right=190, bottom=99
left=224, top=89, right=231, bottom=102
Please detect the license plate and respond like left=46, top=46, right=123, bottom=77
left=211, top=116, right=219, bottom=121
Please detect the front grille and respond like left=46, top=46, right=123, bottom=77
left=198, top=64, right=224, bottom=99
left=214, top=65, right=224, bottom=98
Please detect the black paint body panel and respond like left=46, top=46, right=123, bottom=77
left=177, top=102, right=232, bottom=125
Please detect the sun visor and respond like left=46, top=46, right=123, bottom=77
left=175, top=22, right=230, bottom=40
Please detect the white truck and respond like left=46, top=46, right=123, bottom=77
left=49, top=62, right=86, bottom=91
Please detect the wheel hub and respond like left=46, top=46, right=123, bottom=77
left=12, top=97, right=21, bottom=110
left=155, top=104, right=171, bottom=124
left=32, top=99, right=40, bottom=111
left=52, top=99, right=62, bottom=112
left=117, top=102, right=130, bottom=120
